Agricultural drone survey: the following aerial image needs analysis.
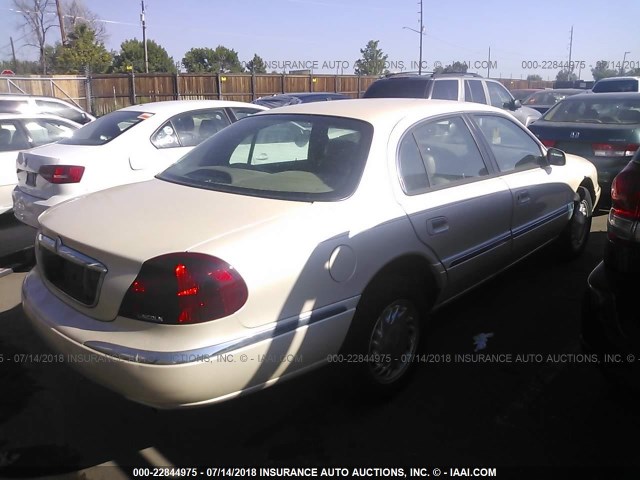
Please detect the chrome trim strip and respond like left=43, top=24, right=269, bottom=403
left=84, top=302, right=352, bottom=365
left=511, top=204, right=572, bottom=239
left=37, top=233, right=107, bottom=273
left=36, top=232, right=108, bottom=307
left=448, top=231, right=511, bottom=268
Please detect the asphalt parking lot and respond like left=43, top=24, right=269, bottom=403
left=1, top=213, right=639, bottom=479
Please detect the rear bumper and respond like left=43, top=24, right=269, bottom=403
left=12, top=187, right=66, bottom=228
left=22, top=268, right=355, bottom=409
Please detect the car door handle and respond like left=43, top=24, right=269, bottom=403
left=516, top=190, right=530, bottom=204
left=427, top=216, right=449, bottom=235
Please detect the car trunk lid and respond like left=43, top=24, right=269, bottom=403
left=37, top=179, right=312, bottom=321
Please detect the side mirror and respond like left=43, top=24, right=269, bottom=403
left=544, top=147, right=566, bottom=166
left=505, top=99, right=522, bottom=111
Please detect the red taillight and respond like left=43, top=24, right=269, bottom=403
left=39, top=165, right=85, bottom=184
left=541, top=140, right=556, bottom=147
left=592, top=143, right=639, bottom=157
left=119, top=253, right=248, bottom=324
left=611, top=163, right=640, bottom=221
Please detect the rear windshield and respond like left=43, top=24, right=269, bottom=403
left=59, top=110, right=152, bottom=145
left=363, top=78, right=430, bottom=98
left=158, top=114, right=373, bottom=202
left=592, top=79, right=639, bottom=93
left=542, top=97, right=640, bottom=124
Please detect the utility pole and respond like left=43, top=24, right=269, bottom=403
left=568, top=25, right=573, bottom=77
left=55, top=0, right=67, bottom=45
left=418, top=0, right=423, bottom=75
left=141, top=1, right=149, bottom=73
left=487, top=47, right=491, bottom=77
left=10, top=36, right=17, bottom=71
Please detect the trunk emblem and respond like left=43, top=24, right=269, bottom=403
left=570, top=131, right=580, bottom=139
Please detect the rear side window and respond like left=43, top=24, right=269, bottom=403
left=0, top=99, right=30, bottom=114
left=465, top=80, right=487, bottom=104
left=59, top=110, right=152, bottom=146
left=431, top=80, right=458, bottom=100
left=398, top=134, right=429, bottom=194
left=0, top=121, right=29, bottom=151
left=35, top=99, right=86, bottom=124
left=22, top=118, right=76, bottom=146
left=409, top=116, right=488, bottom=187
left=152, top=109, right=230, bottom=148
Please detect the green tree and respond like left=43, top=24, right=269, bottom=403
left=63, top=0, right=107, bottom=43
left=246, top=53, right=267, bottom=74
left=556, top=69, right=578, bottom=82
left=354, top=40, right=388, bottom=76
left=111, top=39, right=176, bottom=73
left=591, top=60, right=618, bottom=81
left=181, top=46, right=244, bottom=73
left=51, top=24, right=111, bottom=74
left=442, top=61, right=468, bottom=73
left=527, top=74, right=542, bottom=81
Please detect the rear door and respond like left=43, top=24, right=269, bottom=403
left=394, top=114, right=513, bottom=300
left=471, top=114, right=574, bottom=258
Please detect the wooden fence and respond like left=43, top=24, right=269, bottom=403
left=1, top=73, right=558, bottom=117
left=87, top=73, right=380, bottom=116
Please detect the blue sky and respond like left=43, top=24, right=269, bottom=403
left=1, top=0, right=639, bottom=81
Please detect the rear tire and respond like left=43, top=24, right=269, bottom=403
left=557, top=186, right=593, bottom=258
left=341, top=276, right=427, bottom=396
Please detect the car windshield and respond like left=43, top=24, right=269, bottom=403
left=542, top=97, right=640, bottom=124
left=59, top=110, right=152, bottom=145
left=158, top=114, right=373, bottom=202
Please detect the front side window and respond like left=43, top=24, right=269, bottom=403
left=486, top=82, right=514, bottom=109
left=431, top=80, right=459, bottom=100
left=59, top=110, right=152, bottom=146
left=408, top=116, right=489, bottom=187
left=473, top=115, right=542, bottom=172
left=158, top=114, right=373, bottom=202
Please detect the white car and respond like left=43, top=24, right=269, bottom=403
left=12, top=100, right=267, bottom=227
left=0, top=94, right=95, bottom=124
left=0, top=113, right=80, bottom=216
left=23, top=99, right=600, bottom=409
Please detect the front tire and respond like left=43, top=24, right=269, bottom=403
left=557, top=186, right=593, bottom=258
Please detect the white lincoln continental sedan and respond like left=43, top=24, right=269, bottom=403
left=22, top=99, right=600, bottom=408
